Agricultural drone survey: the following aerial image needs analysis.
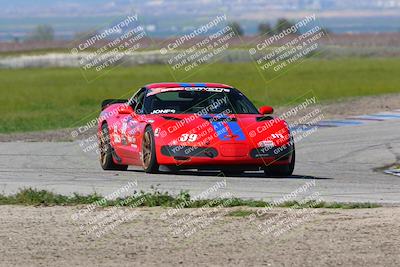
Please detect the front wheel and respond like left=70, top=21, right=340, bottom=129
left=264, top=147, right=295, bottom=177
left=142, top=126, right=159, bottom=173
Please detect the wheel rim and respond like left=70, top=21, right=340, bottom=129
left=99, top=130, right=108, bottom=165
left=142, top=132, right=152, bottom=168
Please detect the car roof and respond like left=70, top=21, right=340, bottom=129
left=145, top=82, right=233, bottom=90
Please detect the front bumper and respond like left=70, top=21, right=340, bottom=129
left=157, top=143, right=293, bottom=167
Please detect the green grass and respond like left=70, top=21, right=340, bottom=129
left=0, top=188, right=381, bottom=209
left=0, top=58, right=399, bottom=133
left=226, top=210, right=255, bottom=217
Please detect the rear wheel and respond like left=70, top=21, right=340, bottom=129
left=264, top=147, right=295, bottom=177
left=142, top=126, right=159, bottom=173
left=99, top=123, right=128, bottom=171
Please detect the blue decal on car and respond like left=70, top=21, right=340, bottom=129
left=227, top=121, right=246, bottom=140
left=211, top=121, right=230, bottom=141
left=194, top=83, right=207, bottom=87
left=179, top=83, right=192, bottom=87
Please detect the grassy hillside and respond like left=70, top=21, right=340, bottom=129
left=0, top=58, right=399, bottom=133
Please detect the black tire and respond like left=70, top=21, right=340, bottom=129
left=142, top=126, right=159, bottom=173
left=99, top=123, right=128, bottom=171
left=264, top=147, right=295, bottom=177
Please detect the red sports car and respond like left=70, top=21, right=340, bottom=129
left=97, top=83, right=295, bottom=176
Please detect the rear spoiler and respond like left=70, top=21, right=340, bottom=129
left=101, top=99, right=128, bottom=110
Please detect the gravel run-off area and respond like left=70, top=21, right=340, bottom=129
left=1, top=206, right=400, bottom=266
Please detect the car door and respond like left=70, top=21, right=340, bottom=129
left=116, top=88, right=147, bottom=162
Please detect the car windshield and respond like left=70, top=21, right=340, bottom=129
left=143, top=88, right=259, bottom=114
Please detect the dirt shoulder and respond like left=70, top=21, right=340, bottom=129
left=1, top=206, right=399, bottom=267
left=0, top=93, right=399, bottom=142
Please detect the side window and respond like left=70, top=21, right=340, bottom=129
left=134, top=91, right=146, bottom=113
left=129, top=88, right=146, bottom=112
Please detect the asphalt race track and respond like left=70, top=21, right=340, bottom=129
left=1, top=120, right=399, bottom=203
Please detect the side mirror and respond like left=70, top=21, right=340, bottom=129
left=259, top=106, right=274, bottom=115
left=118, top=105, right=134, bottom=115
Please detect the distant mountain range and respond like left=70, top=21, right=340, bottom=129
left=2, top=0, right=400, bottom=17
left=0, top=0, right=400, bottom=41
